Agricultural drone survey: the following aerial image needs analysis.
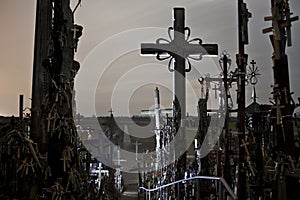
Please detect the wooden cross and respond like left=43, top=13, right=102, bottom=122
left=272, top=98, right=285, bottom=125
left=240, top=139, right=256, bottom=176
left=141, top=8, right=218, bottom=128
left=280, top=2, right=299, bottom=46
left=282, top=87, right=289, bottom=104
left=263, top=1, right=299, bottom=57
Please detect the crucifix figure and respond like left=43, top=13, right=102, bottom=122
left=141, top=7, right=218, bottom=134
left=241, top=2, right=252, bottom=45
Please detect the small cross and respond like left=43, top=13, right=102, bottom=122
left=248, top=59, right=260, bottom=85
left=240, top=139, right=256, bottom=176
left=71, top=26, right=80, bottom=39
left=212, top=84, right=218, bottom=99
left=272, top=98, right=285, bottom=125
left=282, top=87, right=289, bottom=104
left=108, top=108, right=114, bottom=117
left=250, top=60, right=256, bottom=66
left=240, top=139, right=249, bottom=149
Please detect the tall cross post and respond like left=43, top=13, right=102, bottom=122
left=141, top=8, right=218, bottom=199
left=263, top=1, right=299, bottom=199
left=237, top=1, right=251, bottom=199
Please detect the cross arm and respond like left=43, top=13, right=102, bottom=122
left=141, top=43, right=172, bottom=55
left=141, top=43, right=218, bottom=56
left=192, top=44, right=218, bottom=56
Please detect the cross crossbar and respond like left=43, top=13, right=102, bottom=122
left=141, top=43, right=218, bottom=57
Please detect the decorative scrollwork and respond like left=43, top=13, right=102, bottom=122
left=154, top=26, right=205, bottom=72
left=247, top=60, right=260, bottom=85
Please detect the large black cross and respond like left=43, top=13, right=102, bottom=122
left=141, top=8, right=218, bottom=129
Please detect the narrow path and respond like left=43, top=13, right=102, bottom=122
left=120, top=172, right=139, bottom=200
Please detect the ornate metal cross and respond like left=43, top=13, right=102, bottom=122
left=141, top=8, right=218, bottom=130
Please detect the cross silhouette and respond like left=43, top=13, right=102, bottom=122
left=108, top=108, right=114, bottom=117
left=248, top=59, right=260, bottom=85
left=240, top=139, right=256, bottom=176
left=141, top=8, right=218, bottom=129
left=263, top=1, right=299, bottom=57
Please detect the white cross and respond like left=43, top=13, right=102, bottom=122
left=71, top=26, right=80, bottom=39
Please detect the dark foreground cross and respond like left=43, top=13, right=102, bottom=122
left=141, top=7, right=218, bottom=198
left=141, top=7, right=218, bottom=132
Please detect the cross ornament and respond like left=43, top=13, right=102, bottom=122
left=247, top=59, right=260, bottom=85
left=71, top=25, right=82, bottom=39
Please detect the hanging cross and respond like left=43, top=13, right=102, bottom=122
left=71, top=25, right=82, bottom=39
left=141, top=8, right=218, bottom=130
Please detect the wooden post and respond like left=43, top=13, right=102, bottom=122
left=31, top=0, right=52, bottom=153
left=19, top=94, right=24, bottom=119
left=236, top=1, right=251, bottom=199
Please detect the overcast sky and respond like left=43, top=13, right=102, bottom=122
left=0, top=0, right=299, bottom=117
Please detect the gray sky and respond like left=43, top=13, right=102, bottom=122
left=0, top=0, right=299, bottom=117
